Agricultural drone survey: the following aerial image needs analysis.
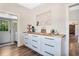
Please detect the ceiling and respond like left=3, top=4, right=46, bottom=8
left=18, top=3, right=41, bottom=9
left=69, top=4, right=79, bottom=11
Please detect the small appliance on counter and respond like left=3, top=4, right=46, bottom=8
left=32, top=26, right=35, bottom=32
left=51, top=29, right=55, bottom=34
left=50, top=29, right=59, bottom=35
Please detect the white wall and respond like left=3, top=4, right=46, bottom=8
left=0, top=3, right=69, bottom=56
left=31, top=3, right=67, bottom=34
left=31, top=3, right=68, bottom=55
left=70, top=9, right=79, bottom=20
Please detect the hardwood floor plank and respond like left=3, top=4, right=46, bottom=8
left=0, top=44, right=42, bottom=56
left=69, top=35, right=78, bottom=56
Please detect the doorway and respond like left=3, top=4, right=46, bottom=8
left=69, top=4, right=79, bottom=56
left=12, top=21, right=18, bottom=45
left=0, top=14, right=18, bottom=47
left=0, top=20, right=10, bottom=45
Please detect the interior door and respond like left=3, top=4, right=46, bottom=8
left=69, top=25, right=75, bottom=35
left=0, top=20, right=11, bottom=44
left=13, top=22, right=17, bottom=42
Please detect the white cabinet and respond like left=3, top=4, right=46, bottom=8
left=40, top=36, right=61, bottom=56
left=23, top=33, right=64, bottom=56
left=23, top=33, right=31, bottom=48
left=31, top=34, right=41, bottom=53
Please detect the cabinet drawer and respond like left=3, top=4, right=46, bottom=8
left=31, top=41, right=39, bottom=47
left=42, top=43, right=56, bottom=52
left=32, top=40, right=38, bottom=43
left=24, top=38, right=29, bottom=42
left=24, top=38, right=28, bottom=42
left=31, top=45, right=40, bottom=52
left=31, top=34, right=39, bottom=37
left=43, top=51, right=55, bottom=56
left=44, top=37, right=61, bottom=44
left=41, top=43, right=61, bottom=56
left=32, top=45, right=38, bottom=49
left=32, top=37, right=40, bottom=41
left=24, top=37, right=29, bottom=39
left=24, top=41, right=28, bottom=44
left=24, top=41, right=29, bottom=46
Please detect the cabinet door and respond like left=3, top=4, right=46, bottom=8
left=31, top=34, right=41, bottom=53
left=42, top=43, right=55, bottom=56
left=24, top=33, right=31, bottom=48
left=40, top=36, right=61, bottom=56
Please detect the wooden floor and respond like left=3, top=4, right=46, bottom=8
left=1, top=36, right=79, bottom=56
left=69, top=35, right=79, bottom=56
left=0, top=44, right=42, bottom=56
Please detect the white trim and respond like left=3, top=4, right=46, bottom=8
left=0, top=42, right=14, bottom=47
left=65, top=4, right=69, bottom=56
left=67, top=3, right=79, bottom=56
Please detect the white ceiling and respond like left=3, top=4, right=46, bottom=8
left=69, top=4, right=79, bottom=11
left=18, top=3, right=41, bottom=9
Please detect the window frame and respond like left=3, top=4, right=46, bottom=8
left=0, top=20, right=9, bottom=31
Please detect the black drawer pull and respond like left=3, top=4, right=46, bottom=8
left=32, top=40, right=37, bottom=42
left=32, top=45, right=38, bottom=48
left=32, top=35, right=38, bottom=37
left=25, top=42, right=28, bottom=44
left=45, top=38, right=54, bottom=40
left=25, top=38, right=28, bottom=39
left=45, top=44, right=54, bottom=47
left=44, top=51, right=54, bottom=56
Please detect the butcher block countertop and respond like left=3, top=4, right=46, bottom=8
left=23, top=32, right=65, bottom=38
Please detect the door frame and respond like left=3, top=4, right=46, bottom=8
left=11, top=21, right=18, bottom=43
left=68, top=3, right=79, bottom=56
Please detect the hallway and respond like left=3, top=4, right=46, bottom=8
left=69, top=35, right=79, bottom=56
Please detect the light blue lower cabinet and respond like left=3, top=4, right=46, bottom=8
left=31, top=44, right=41, bottom=53
left=31, top=36, right=41, bottom=53
left=23, top=33, right=63, bottom=56
left=23, top=34, right=32, bottom=48
left=41, top=44, right=61, bottom=56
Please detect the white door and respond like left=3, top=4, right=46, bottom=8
left=0, top=20, right=11, bottom=44
left=13, top=22, right=17, bottom=42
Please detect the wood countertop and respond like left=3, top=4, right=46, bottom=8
left=23, top=32, right=65, bottom=38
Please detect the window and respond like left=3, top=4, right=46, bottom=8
left=0, top=20, right=8, bottom=31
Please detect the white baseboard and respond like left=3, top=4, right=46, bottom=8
left=0, top=42, right=14, bottom=47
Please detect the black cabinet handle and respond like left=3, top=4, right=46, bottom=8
left=45, top=44, right=54, bottom=47
left=25, top=38, right=28, bottom=39
left=32, top=45, right=38, bottom=48
left=25, top=42, right=28, bottom=44
left=32, top=35, right=38, bottom=37
left=45, top=38, right=54, bottom=40
left=32, top=40, right=37, bottom=42
left=44, top=51, right=54, bottom=56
